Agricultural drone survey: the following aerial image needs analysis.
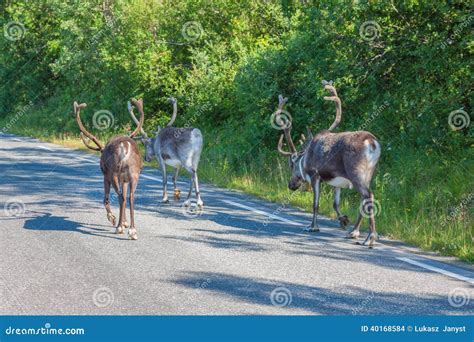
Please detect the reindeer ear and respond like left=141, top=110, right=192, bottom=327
left=127, top=101, right=134, bottom=111
left=278, top=94, right=283, bottom=102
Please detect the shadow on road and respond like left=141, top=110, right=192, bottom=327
left=23, top=212, right=124, bottom=240
left=173, top=271, right=467, bottom=315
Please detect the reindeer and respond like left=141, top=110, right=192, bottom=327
left=74, top=99, right=144, bottom=240
left=128, top=97, right=204, bottom=208
left=276, top=81, right=381, bottom=247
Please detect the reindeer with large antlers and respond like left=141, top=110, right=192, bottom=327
left=128, top=97, right=204, bottom=208
left=74, top=99, right=144, bottom=240
left=276, top=81, right=381, bottom=247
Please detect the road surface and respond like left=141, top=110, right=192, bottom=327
left=0, top=132, right=473, bottom=315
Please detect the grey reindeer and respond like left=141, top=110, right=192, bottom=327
left=276, top=81, right=381, bottom=247
left=128, top=97, right=204, bottom=208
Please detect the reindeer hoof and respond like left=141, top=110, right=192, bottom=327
left=361, top=232, right=377, bottom=248
left=128, top=228, right=138, bottom=240
left=304, top=226, right=319, bottom=232
left=123, top=221, right=129, bottom=228
left=338, top=215, right=350, bottom=229
left=174, top=189, right=181, bottom=201
left=162, top=199, right=169, bottom=204
left=183, top=200, right=191, bottom=207
left=107, top=213, right=116, bottom=226
left=346, top=230, right=360, bottom=239
left=115, top=226, right=124, bottom=234
left=197, top=199, right=204, bottom=209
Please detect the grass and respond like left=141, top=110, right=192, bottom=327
left=2, top=123, right=472, bottom=263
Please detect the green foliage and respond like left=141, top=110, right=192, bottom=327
left=1, top=0, right=472, bottom=261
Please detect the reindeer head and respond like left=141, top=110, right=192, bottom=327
left=275, top=95, right=313, bottom=191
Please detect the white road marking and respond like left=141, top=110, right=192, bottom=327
left=397, top=257, right=474, bottom=285
left=141, top=173, right=187, bottom=186
left=222, top=199, right=301, bottom=226
left=141, top=174, right=162, bottom=182
left=74, top=156, right=96, bottom=163
left=37, top=146, right=54, bottom=151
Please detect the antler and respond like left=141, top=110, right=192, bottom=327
left=277, top=134, right=292, bottom=157
left=166, top=97, right=177, bottom=127
left=74, top=101, right=104, bottom=152
left=128, top=100, right=148, bottom=139
left=129, top=98, right=145, bottom=139
left=276, top=94, right=297, bottom=154
left=322, top=80, right=341, bottom=131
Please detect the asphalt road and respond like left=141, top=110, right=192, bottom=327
left=1, top=132, right=473, bottom=315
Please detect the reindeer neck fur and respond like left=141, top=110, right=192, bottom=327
left=292, top=149, right=311, bottom=183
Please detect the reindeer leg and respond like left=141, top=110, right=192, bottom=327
left=333, top=187, right=349, bottom=229
left=183, top=177, right=194, bottom=207
left=347, top=212, right=362, bottom=239
left=128, top=179, right=138, bottom=240
left=192, top=169, right=203, bottom=208
left=104, top=178, right=116, bottom=226
left=305, top=177, right=320, bottom=232
left=121, top=182, right=129, bottom=229
left=173, top=167, right=181, bottom=200
left=361, top=191, right=378, bottom=248
left=159, top=156, right=169, bottom=203
left=111, top=176, right=125, bottom=234
left=351, top=182, right=377, bottom=247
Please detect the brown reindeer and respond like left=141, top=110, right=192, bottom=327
left=74, top=99, right=144, bottom=240
left=277, top=82, right=381, bottom=247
